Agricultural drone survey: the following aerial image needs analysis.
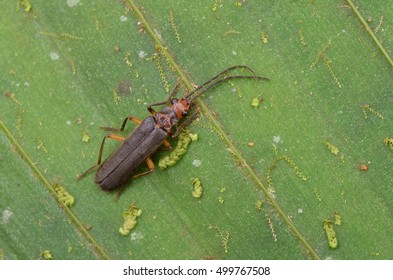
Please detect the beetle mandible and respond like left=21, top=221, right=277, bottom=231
left=77, top=65, right=269, bottom=192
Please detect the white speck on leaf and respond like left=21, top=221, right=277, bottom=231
left=138, top=51, right=147, bottom=59
left=1, top=208, right=13, bottom=224
left=66, top=0, right=80, bottom=8
left=273, top=135, right=283, bottom=144
left=192, top=159, right=202, bottom=167
left=50, top=52, right=59, bottom=60
left=130, top=231, right=144, bottom=241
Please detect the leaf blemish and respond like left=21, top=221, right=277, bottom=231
left=266, top=144, right=307, bottom=191
left=119, top=204, right=142, bottom=237
left=191, top=177, right=203, bottom=198
left=159, top=128, right=193, bottom=169
left=1, top=208, right=13, bottom=225
left=310, top=40, right=342, bottom=88
left=52, top=183, right=75, bottom=207
left=209, top=224, right=230, bottom=254
left=360, top=104, right=384, bottom=120
left=323, top=220, right=338, bottom=249
left=169, top=10, right=181, bottom=43
left=265, top=212, right=278, bottom=242
left=384, top=137, right=393, bottom=150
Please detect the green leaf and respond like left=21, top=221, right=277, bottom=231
left=1, top=0, right=392, bottom=259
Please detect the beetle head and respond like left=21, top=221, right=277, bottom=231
left=170, top=98, right=191, bottom=119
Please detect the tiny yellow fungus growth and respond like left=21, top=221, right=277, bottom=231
left=52, top=184, right=75, bottom=207
left=159, top=129, right=194, bottom=169
left=209, top=224, right=229, bottom=253
left=191, top=178, right=203, bottom=198
left=41, top=250, right=53, bottom=260
left=119, top=204, right=142, bottom=236
left=323, top=220, right=338, bottom=249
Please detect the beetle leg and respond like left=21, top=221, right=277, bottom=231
left=162, top=139, right=172, bottom=150
left=101, top=116, right=143, bottom=132
left=115, top=157, right=156, bottom=201
left=132, top=157, right=155, bottom=179
left=77, top=134, right=125, bottom=180
left=172, top=108, right=200, bottom=137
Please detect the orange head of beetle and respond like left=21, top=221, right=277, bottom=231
left=170, top=98, right=191, bottom=120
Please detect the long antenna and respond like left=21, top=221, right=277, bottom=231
left=184, top=65, right=269, bottom=102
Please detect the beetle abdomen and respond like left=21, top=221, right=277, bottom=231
left=95, top=116, right=167, bottom=191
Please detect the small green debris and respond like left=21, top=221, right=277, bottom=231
left=310, top=39, right=331, bottom=69
left=159, top=129, right=193, bottom=169
left=298, top=30, right=307, bottom=46
left=191, top=178, right=203, bottom=198
left=313, top=188, right=322, bottom=202
left=119, top=204, right=142, bottom=236
left=124, top=52, right=133, bottom=67
left=322, top=55, right=342, bottom=89
left=40, top=250, right=53, bottom=260
left=266, top=145, right=307, bottom=191
left=113, top=89, right=121, bottom=105
left=375, top=15, right=384, bottom=33
left=153, top=47, right=171, bottom=92
left=323, top=220, right=338, bottom=249
left=309, top=39, right=341, bottom=88
left=384, top=137, right=393, bottom=150
left=279, top=155, right=307, bottom=181
left=212, top=0, right=223, bottom=12
left=339, top=155, right=345, bottom=163
left=234, top=1, right=242, bottom=7
left=324, top=141, right=345, bottom=161
left=324, top=141, right=339, bottom=155
left=52, top=184, right=75, bottom=207
left=16, top=110, right=23, bottom=137
left=5, top=91, right=22, bottom=106
left=169, top=10, right=181, bottom=43
left=188, top=132, right=199, bottom=142
left=361, top=104, right=384, bottom=120
left=35, top=137, right=48, bottom=153
left=260, top=32, right=268, bottom=44
left=82, top=130, right=90, bottom=143
left=39, top=31, right=83, bottom=41
left=251, top=97, right=260, bottom=108
left=218, top=197, right=224, bottom=204
left=223, top=29, right=241, bottom=36
left=17, top=0, right=32, bottom=13
left=85, top=224, right=92, bottom=230
left=255, top=200, right=263, bottom=211
left=265, top=212, right=278, bottom=242
left=209, top=224, right=229, bottom=254
left=334, top=212, right=341, bottom=226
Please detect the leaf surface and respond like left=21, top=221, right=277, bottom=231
left=1, top=0, right=392, bottom=259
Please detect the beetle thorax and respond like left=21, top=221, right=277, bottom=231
left=154, top=107, right=179, bottom=132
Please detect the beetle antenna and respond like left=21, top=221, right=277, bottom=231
left=184, top=65, right=269, bottom=102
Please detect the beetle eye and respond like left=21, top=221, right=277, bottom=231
left=182, top=110, right=189, bottom=117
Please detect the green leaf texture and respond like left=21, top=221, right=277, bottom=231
left=1, top=0, right=392, bottom=259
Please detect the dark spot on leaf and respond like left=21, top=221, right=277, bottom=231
left=116, top=80, right=132, bottom=96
